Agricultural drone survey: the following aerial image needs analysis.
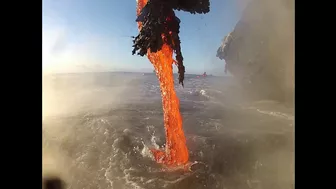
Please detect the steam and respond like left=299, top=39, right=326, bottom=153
left=43, top=30, right=110, bottom=74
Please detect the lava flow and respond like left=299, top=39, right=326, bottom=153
left=148, top=48, right=189, bottom=166
left=136, top=0, right=188, bottom=166
left=133, top=0, right=210, bottom=167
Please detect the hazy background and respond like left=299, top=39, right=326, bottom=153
left=42, top=0, right=251, bottom=75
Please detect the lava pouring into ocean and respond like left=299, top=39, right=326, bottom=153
left=133, top=0, right=210, bottom=167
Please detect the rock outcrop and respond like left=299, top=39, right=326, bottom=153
left=217, top=0, right=294, bottom=104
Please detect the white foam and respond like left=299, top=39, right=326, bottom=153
left=141, top=142, right=155, bottom=160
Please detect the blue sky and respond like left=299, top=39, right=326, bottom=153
left=43, top=0, right=246, bottom=74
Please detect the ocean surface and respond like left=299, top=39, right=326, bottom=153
left=42, top=72, right=294, bottom=189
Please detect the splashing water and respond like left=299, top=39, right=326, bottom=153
left=136, top=0, right=189, bottom=166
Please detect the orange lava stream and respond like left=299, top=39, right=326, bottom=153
left=137, top=0, right=189, bottom=166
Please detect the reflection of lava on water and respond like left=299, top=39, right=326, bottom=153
left=132, top=0, right=210, bottom=166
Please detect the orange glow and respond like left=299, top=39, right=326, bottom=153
left=137, top=0, right=189, bottom=166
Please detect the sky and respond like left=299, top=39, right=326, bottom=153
left=43, top=0, right=246, bottom=75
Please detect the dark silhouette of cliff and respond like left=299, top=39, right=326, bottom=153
left=217, top=0, right=294, bottom=104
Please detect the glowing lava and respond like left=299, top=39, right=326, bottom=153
left=136, top=0, right=189, bottom=166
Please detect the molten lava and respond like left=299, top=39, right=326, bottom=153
left=134, top=0, right=210, bottom=166
left=136, top=0, right=189, bottom=166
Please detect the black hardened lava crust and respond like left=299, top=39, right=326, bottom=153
left=132, top=0, right=210, bottom=86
